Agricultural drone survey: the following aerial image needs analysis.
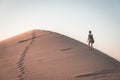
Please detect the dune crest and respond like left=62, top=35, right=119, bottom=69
left=0, top=29, right=120, bottom=80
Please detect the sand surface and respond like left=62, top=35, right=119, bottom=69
left=0, top=29, right=120, bottom=80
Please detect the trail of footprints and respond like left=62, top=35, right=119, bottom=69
left=17, top=45, right=30, bottom=80
left=16, top=31, right=52, bottom=80
left=16, top=31, right=81, bottom=80
left=16, top=31, right=35, bottom=80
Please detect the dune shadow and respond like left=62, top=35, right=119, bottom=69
left=60, top=47, right=73, bottom=51
left=74, top=68, right=120, bottom=79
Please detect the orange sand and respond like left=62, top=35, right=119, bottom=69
left=0, top=29, right=120, bottom=80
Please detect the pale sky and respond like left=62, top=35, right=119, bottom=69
left=0, top=0, right=120, bottom=61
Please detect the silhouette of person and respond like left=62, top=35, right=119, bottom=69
left=87, top=31, right=94, bottom=51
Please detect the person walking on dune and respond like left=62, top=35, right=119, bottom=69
left=87, top=31, right=94, bottom=51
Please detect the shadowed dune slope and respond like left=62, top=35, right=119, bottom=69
left=0, top=29, right=120, bottom=80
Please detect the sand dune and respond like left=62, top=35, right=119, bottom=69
left=0, top=29, right=120, bottom=80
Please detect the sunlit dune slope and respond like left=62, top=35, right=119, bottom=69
left=0, top=29, right=120, bottom=80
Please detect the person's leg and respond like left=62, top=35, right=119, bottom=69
left=91, top=43, right=93, bottom=51
left=89, top=42, right=92, bottom=51
left=88, top=41, right=90, bottom=50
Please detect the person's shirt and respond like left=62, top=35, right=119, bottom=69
left=88, top=33, right=93, bottom=42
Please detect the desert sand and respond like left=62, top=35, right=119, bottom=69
left=0, top=29, right=120, bottom=80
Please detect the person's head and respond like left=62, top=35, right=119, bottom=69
left=89, top=31, right=92, bottom=33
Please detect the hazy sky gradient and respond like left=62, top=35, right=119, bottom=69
left=0, top=0, right=120, bottom=60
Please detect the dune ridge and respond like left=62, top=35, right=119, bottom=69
left=0, top=29, right=120, bottom=80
